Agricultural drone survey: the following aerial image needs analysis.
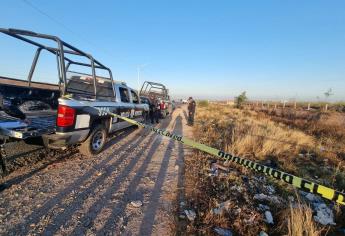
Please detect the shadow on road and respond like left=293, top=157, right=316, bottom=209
left=7, top=127, right=141, bottom=235
left=0, top=127, right=136, bottom=192
left=5, top=112, right=181, bottom=235
left=94, top=115, right=174, bottom=235
left=39, top=116, right=172, bottom=235
left=138, top=114, right=183, bottom=235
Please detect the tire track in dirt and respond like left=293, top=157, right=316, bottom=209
left=39, top=132, right=155, bottom=235
left=41, top=125, right=164, bottom=235
left=96, top=116, right=178, bottom=235
left=2, top=128, right=143, bottom=235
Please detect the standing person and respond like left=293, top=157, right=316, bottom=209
left=143, top=97, right=150, bottom=123
left=149, top=95, right=156, bottom=124
left=149, top=95, right=160, bottom=124
left=154, top=98, right=161, bottom=123
left=187, top=97, right=196, bottom=125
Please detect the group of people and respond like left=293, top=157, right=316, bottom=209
left=145, top=95, right=196, bottom=126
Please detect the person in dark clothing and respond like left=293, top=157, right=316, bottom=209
left=149, top=95, right=160, bottom=124
left=154, top=98, right=161, bottom=123
left=187, top=96, right=196, bottom=125
left=149, top=95, right=155, bottom=124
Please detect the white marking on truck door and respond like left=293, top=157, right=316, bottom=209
left=75, top=115, right=90, bottom=129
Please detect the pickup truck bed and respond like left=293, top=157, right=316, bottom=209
left=0, top=76, right=59, bottom=139
left=0, top=115, right=56, bottom=139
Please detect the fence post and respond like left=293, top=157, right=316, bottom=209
left=325, top=104, right=328, bottom=111
left=274, top=104, right=277, bottom=109
left=307, top=103, right=310, bottom=111
left=294, top=101, right=297, bottom=109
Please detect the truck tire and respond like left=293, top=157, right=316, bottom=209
left=79, top=124, right=107, bottom=156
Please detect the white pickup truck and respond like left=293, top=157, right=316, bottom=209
left=0, top=28, right=148, bottom=173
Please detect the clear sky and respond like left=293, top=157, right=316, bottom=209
left=1, top=0, right=345, bottom=101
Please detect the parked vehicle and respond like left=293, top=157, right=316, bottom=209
left=139, top=81, right=173, bottom=118
left=0, top=28, right=148, bottom=172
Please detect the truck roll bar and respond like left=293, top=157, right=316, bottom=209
left=0, top=28, right=114, bottom=99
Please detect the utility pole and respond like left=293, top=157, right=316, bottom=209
left=137, top=64, right=148, bottom=93
left=137, top=66, right=140, bottom=93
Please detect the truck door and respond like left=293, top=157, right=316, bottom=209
left=129, top=89, right=145, bottom=121
left=118, top=86, right=134, bottom=129
left=109, top=84, right=133, bottom=132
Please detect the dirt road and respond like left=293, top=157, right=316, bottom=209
left=0, top=106, right=193, bottom=236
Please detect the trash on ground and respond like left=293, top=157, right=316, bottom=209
left=184, top=209, right=196, bottom=221
left=259, top=231, right=269, bottom=236
left=211, top=200, right=232, bottom=215
left=212, top=163, right=229, bottom=172
left=130, top=200, right=143, bottom=208
left=305, top=192, right=322, bottom=203
left=214, top=227, right=233, bottom=236
left=253, top=193, right=281, bottom=204
left=264, top=210, right=274, bottom=224
left=257, top=204, right=270, bottom=212
left=313, top=203, right=336, bottom=226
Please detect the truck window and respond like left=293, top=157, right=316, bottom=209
left=131, top=90, right=139, bottom=104
left=65, top=64, right=115, bottom=101
left=119, top=87, right=130, bottom=103
left=96, top=78, right=115, bottom=101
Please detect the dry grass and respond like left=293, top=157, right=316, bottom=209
left=284, top=201, right=322, bottom=236
left=194, top=105, right=345, bottom=188
left=195, top=106, right=320, bottom=174
left=182, top=104, right=345, bottom=235
left=256, top=108, right=345, bottom=154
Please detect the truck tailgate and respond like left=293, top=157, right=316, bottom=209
left=0, top=111, right=56, bottom=139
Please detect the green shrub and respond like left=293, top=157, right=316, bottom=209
left=197, top=100, right=209, bottom=107
left=235, top=91, right=247, bottom=108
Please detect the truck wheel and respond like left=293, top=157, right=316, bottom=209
left=79, top=124, right=107, bottom=156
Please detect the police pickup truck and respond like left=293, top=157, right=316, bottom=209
left=140, top=81, right=173, bottom=118
left=0, top=28, right=148, bottom=168
left=44, top=80, right=148, bottom=156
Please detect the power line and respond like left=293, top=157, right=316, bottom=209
left=21, top=0, right=114, bottom=58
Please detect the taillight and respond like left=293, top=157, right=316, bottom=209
left=57, top=105, right=75, bottom=127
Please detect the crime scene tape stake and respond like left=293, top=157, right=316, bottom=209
left=104, top=111, right=344, bottom=206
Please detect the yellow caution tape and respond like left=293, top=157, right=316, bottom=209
left=60, top=94, right=343, bottom=207
left=104, top=112, right=344, bottom=206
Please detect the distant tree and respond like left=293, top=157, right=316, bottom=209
left=235, top=91, right=247, bottom=108
left=324, top=88, right=333, bottom=111
left=324, top=88, right=333, bottom=99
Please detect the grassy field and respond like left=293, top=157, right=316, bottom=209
left=183, top=103, right=345, bottom=235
